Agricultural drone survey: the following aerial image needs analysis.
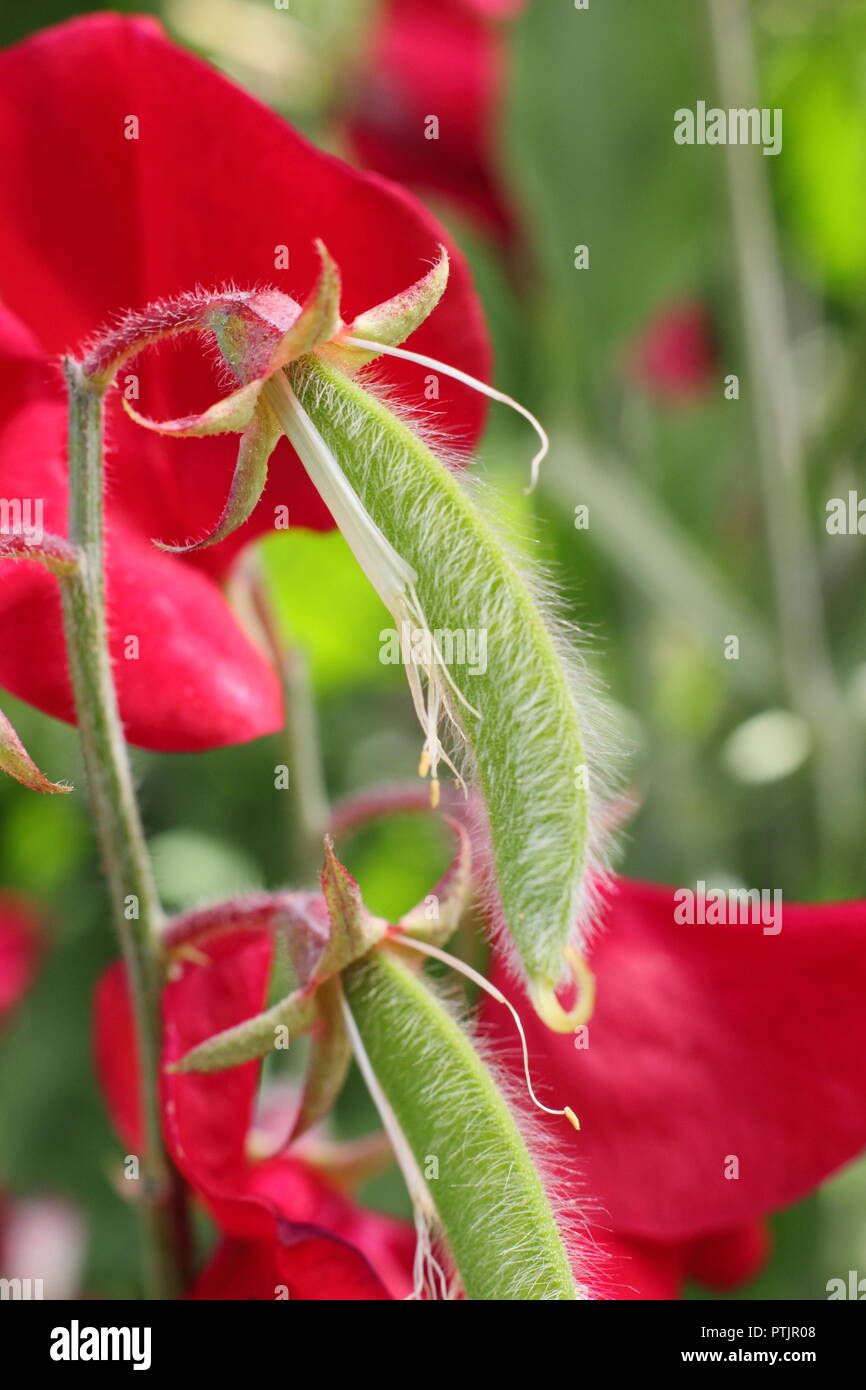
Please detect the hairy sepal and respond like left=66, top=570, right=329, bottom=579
left=317, top=836, right=387, bottom=978
left=173, top=843, right=386, bottom=1074
left=289, top=978, right=352, bottom=1140
left=397, top=814, right=473, bottom=948
left=0, top=707, right=72, bottom=794
left=170, top=984, right=317, bottom=1074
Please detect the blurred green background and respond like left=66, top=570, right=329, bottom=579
left=2, top=0, right=866, bottom=1299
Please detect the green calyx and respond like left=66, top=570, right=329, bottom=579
left=168, top=836, right=581, bottom=1299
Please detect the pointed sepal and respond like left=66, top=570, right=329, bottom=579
left=155, top=401, right=282, bottom=554
left=268, top=241, right=342, bottom=372
left=316, top=837, right=387, bottom=981
left=0, top=707, right=72, bottom=794
left=122, top=377, right=263, bottom=439
left=289, top=978, right=352, bottom=1140
left=328, top=246, right=449, bottom=368
left=0, top=532, right=79, bottom=578
left=170, top=983, right=318, bottom=1074
left=398, top=815, right=472, bottom=948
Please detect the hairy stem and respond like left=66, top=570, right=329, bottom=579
left=62, top=359, right=186, bottom=1298
left=707, top=0, right=863, bottom=876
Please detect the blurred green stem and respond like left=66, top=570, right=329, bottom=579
left=543, top=435, right=776, bottom=695
left=61, top=360, right=187, bottom=1299
left=247, top=560, right=330, bottom=883
left=707, top=0, right=863, bottom=875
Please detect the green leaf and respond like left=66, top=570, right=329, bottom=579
left=259, top=528, right=390, bottom=696
left=343, top=947, right=579, bottom=1301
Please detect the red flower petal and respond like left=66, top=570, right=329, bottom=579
left=0, top=344, right=282, bottom=749
left=588, top=1229, right=687, bottom=1301
left=687, top=1221, right=770, bottom=1291
left=345, top=0, right=520, bottom=248
left=0, top=14, right=490, bottom=554
left=0, top=894, right=41, bottom=1023
left=241, top=1156, right=414, bottom=1300
left=188, top=1232, right=394, bottom=1302
left=484, top=878, right=866, bottom=1242
left=92, top=961, right=144, bottom=1153
left=160, top=930, right=275, bottom=1195
left=0, top=522, right=284, bottom=753
left=0, top=16, right=490, bottom=749
left=95, top=931, right=272, bottom=1164
left=159, top=931, right=413, bottom=1296
left=585, top=1221, right=771, bottom=1301
left=94, top=924, right=414, bottom=1299
left=102, top=525, right=283, bottom=750
left=628, top=301, right=717, bottom=400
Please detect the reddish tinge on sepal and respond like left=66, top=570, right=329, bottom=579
left=0, top=531, right=79, bottom=578
left=0, top=706, right=71, bottom=794
left=95, top=923, right=413, bottom=1299
left=0, top=14, right=490, bottom=755
left=170, top=842, right=388, bottom=1077
left=86, top=241, right=450, bottom=558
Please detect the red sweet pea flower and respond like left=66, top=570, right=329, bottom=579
left=94, top=921, right=414, bottom=1300
left=0, top=15, right=489, bottom=752
left=482, top=877, right=866, bottom=1299
left=628, top=300, right=718, bottom=400
left=464, top=0, right=528, bottom=16
left=344, top=0, right=523, bottom=253
left=0, top=893, right=40, bottom=1023
left=589, top=1222, right=770, bottom=1301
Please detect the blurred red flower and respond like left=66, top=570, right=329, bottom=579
left=628, top=301, right=717, bottom=400
left=94, top=921, right=414, bottom=1300
left=0, top=15, right=489, bottom=752
left=0, top=893, right=40, bottom=1024
left=344, top=0, right=524, bottom=254
left=482, top=877, right=866, bottom=1298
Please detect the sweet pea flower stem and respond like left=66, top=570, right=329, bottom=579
left=62, top=359, right=186, bottom=1299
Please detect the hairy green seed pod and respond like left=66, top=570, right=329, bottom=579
left=344, top=947, right=581, bottom=1300
left=289, top=354, right=608, bottom=995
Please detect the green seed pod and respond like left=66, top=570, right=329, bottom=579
left=279, top=354, right=609, bottom=1000
left=343, top=947, right=581, bottom=1300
